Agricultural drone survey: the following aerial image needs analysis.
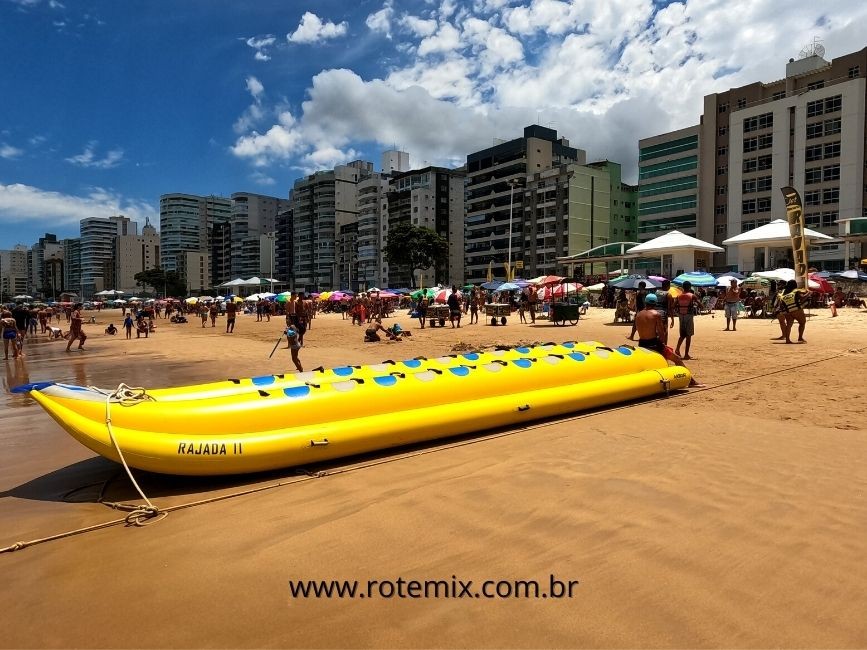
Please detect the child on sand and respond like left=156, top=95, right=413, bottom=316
left=284, top=326, right=303, bottom=372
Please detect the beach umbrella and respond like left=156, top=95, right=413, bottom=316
left=13, top=295, right=33, bottom=300
left=752, top=268, right=796, bottom=282
left=715, top=271, right=745, bottom=280
left=275, top=292, right=292, bottom=303
left=497, top=282, right=522, bottom=292
left=245, top=294, right=261, bottom=302
left=184, top=297, right=198, bottom=304
left=610, top=276, right=658, bottom=290
left=481, top=280, right=503, bottom=291
left=232, top=296, right=243, bottom=303
left=648, top=275, right=668, bottom=283
left=585, top=282, right=606, bottom=292
left=536, top=282, right=584, bottom=301
left=715, top=275, right=743, bottom=287
left=433, top=288, right=461, bottom=303
left=809, top=273, right=834, bottom=293
left=378, top=291, right=399, bottom=299
left=742, top=276, right=770, bottom=290
left=329, top=292, right=347, bottom=301
left=672, top=272, right=717, bottom=288
left=319, top=291, right=333, bottom=301
left=528, top=275, right=564, bottom=286
left=830, top=269, right=867, bottom=281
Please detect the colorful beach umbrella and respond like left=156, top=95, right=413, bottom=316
left=672, top=272, right=717, bottom=288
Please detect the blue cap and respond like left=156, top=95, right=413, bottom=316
left=645, top=293, right=658, bottom=305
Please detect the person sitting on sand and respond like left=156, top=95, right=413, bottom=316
left=846, top=292, right=866, bottom=309
left=635, top=293, right=702, bottom=387
left=365, top=319, right=396, bottom=342
left=105, top=323, right=117, bottom=335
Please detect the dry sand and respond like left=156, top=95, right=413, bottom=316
left=1, top=304, right=866, bottom=648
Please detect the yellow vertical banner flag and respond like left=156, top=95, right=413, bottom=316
left=486, top=261, right=494, bottom=283
left=781, top=186, right=809, bottom=290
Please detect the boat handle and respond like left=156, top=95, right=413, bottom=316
left=310, top=439, right=330, bottom=447
left=258, top=390, right=270, bottom=397
left=229, top=378, right=241, bottom=384
left=517, top=405, right=531, bottom=412
left=429, top=369, right=443, bottom=374
left=312, top=366, right=325, bottom=373
left=413, top=356, right=427, bottom=360
left=383, top=360, right=396, bottom=365
left=349, top=378, right=365, bottom=384
left=596, top=346, right=614, bottom=351
left=389, top=372, right=406, bottom=378
left=548, top=354, right=565, bottom=359
left=490, top=360, right=508, bottom=366
left=305, top=382, right=321, bottom=388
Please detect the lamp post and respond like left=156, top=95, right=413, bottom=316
left=507, top=178, right=522, bottom=281
left=269, top=232, right=275, bottom=294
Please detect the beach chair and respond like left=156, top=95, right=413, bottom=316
left=699, top=296, right=717, bottom=315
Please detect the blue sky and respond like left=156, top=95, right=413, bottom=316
left=1, top=0, right=865, bottom=249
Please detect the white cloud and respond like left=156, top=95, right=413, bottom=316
left=366, top=1, right=394, bottom=38
left=0, top=183, right=154, bottom=228
left=246, top=76, right=264, bottom=101
left=48, top=0, right=64, bottom=8
left=417, top=23, right=462, bottom=56
left=288, top=12, right=348, bottom=44
left=65, top=142, right=124, bottom=169
left=0, top=143, right=24, bottom=159
left=245, top=35, right=276, bottom=61
left=400, top=14, right=437, bottom=37
left=250, top=171, right=276, bottom=186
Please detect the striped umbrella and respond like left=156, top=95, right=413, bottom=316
left=672, top=272, right=718, bottom=288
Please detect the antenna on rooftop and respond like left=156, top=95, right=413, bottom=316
left=799, top=36, right=825, bottom=60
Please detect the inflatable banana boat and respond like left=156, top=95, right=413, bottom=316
left=20, top=342, right=691, bottom=476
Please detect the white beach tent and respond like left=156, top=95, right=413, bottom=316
left=626, top=230, right=723, bottom=277
left=722, top=219, right=834, bottom=273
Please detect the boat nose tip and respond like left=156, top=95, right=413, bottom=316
left=10, top=381, right=55, bottom=394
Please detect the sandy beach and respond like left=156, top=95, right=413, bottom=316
left=1, top=304, right=866, bottom=648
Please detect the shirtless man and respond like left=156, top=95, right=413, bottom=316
left=723, top=279, right=740, bottom=331
left=284, top=325, right=303, bottom=372
left=65, top=303, right=87, bottom=351
left=635, top=293, right=702, bottom=387
left=225, top=299, right=237, bottom=333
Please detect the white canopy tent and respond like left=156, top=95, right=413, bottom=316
left=219, top=278, right=247, bottom=288
left=722, top=219, right=834, bottom=273
left=626, top=230, right=723, bottom=277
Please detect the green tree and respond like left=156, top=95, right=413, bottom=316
left=133, top=268, right=186, bottom=297
left=383, top=223, right=449, bottom=287
left=134, top=268, right=165, bottom=295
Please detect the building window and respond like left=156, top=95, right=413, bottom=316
left=823, top=188, right=839, bottom=204
left=805, top=213, right=821, bottom=228
left=824, top=141, right=840, bottom=158
left=717, top=165, right=727, bottom=176
left=823, top=164, right=840, bottom=181
left=717, top=145, right=727, bottom=156
left=807, top=99, right=824, bottom=117
left=772, top=90, right=786, bottom=100
left=824, top=95, right=842, bottom=113
left=805, top=167, right=823, bottom=184
left=756, top=176, right=772, bottom=192
left=806, top=122, right=824, bottom=139
left=821, top=211, right=838, bottom=227
left=744, top=112, right=773, bottom=133
left=743, top=137, right=758, bottom=153
left=742, top=199, right=757, bottom=214
left=718, top=126, right=728, bottom=136
left=805, top=190, right=821, bottom=206
left=715, top=224, right=727, bottom=235
left=757, top=155, right=772, bottom=171
left=805, top=144, right=823, bottom=162
left=757, top=197, right=771, bottom=213
left=823, top=117, right=841, bottom=136
left=807, top=80, right=825, bottom=90
left=742, top=179, right=757, bottom=194
left=716, top=185, right=727, bottom=195
left=743, top=158, right=758, bottom=173
left=849, top=65, right=860, bottom=79
left=718, top=102, right=729, bottom=113
left=737, top=98, right=747, bottom=109
left=758, top=134, right=773, bottom=149
left=715, top=204, right=727, bottom=215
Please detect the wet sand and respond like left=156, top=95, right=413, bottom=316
left=2, top=306, right=866, bottom=647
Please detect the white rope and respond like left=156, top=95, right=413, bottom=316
left=95, top=383, right=166, bottom=526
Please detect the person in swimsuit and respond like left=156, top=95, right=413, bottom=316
left=284, top=326, right=303, bottom=372
left=66, top=303, right=87, bottom=351
left=1, top=309, right=19, bottom=359
left=635, top=293, right=702, bottom=387
left=723, top=279, right=740, bottom=331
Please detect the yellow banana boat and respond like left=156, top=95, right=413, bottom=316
left=21, top=342, right=691, bottom=476
left=143, top=341, right=604, bottom=401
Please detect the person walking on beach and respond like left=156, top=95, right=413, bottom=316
left=724, top=279, right=740, bottom=331
left=284, top=325, right=303, bottom=372
left=635, top=293, right=702, bottom=387
left=295, top=292, right=309, bottom=345
left=469, top=288, right=480, bottom=325
left=225, top=299, right=237, bottom=334
left=66, top=303, right=87, bottom=351
left=447, top=286, right=461, bottom=328
left=2, top=309, right=19, bottom=360
left=627, top=281, right=648, bottom=340
left=674, top=281, right=700, bottom=360
left=123, top=313, right=134, bottom=339
left=209, top=302, right=218, bottom=328
left=11, top=302, right=29, bottom=357
left=527, top=286, right=538, bottom=324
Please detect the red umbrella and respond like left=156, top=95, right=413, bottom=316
left=532, top=275, right=564, bottom=286
left=433, top=288, right=461, bottom=303
left=536, top=282, right=584, bottom=301
left=809, top=273, right=833, bottom=293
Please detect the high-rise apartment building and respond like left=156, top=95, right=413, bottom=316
left=382, top=167, right=466, bottom=288
left=29, top=233, right=64, bottom=298
left=228, top=192, right=291, bottom=281
left=356, top=175, right=390, bottom=289
left=79, top=215, right=135, bottom=298
left=381, top=149, right=410, bottom=175
left=0, top=245, right=29, bottom=300
left=290, top=161, right=373, bottom=291
left=274, top=208, right=293, bottom=289
left=63, top=238, right=81, bottom=296
left=637, top=126, right=701, bottom=243
left=115, top=220, right=160, bottom=294
left=640, top=44, right=866, bottom=271
left=465, top=125, right=585, bottom=283
left=159, top=193, right=231, bottom=275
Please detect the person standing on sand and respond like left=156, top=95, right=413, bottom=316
left=225, top=299, right=237, bottom=333
left=416, top=296, right=428, bottom=329
left=447, top=286, right=461, bottom=328
left=200, top=304, right=208, bottom=328
left=295, top=292, right=309, bottom=345
left=123, top=313, right=134, bottom=339
left=209, top=302, right=218, bottom=328
left=627, top=281, right=648, bottom=340
left=779, top=279, right=807, bottom=344
left=635, top=293, right=702, bottom=387
left=724, top=279, right=740, bottom=331
left=674, top=280, right=701, bottom=360
left=2, top=309, right=19, bottom=359
left=66, top=303, right=87, bottom=351
left=654, top=280, right=675, bottom=345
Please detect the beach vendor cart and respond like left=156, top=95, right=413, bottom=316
left=550, top=301, right=581, bottom=326
left=426, top=304, right=450, bottom=327
left=485, top=303, right=512, bottom=326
